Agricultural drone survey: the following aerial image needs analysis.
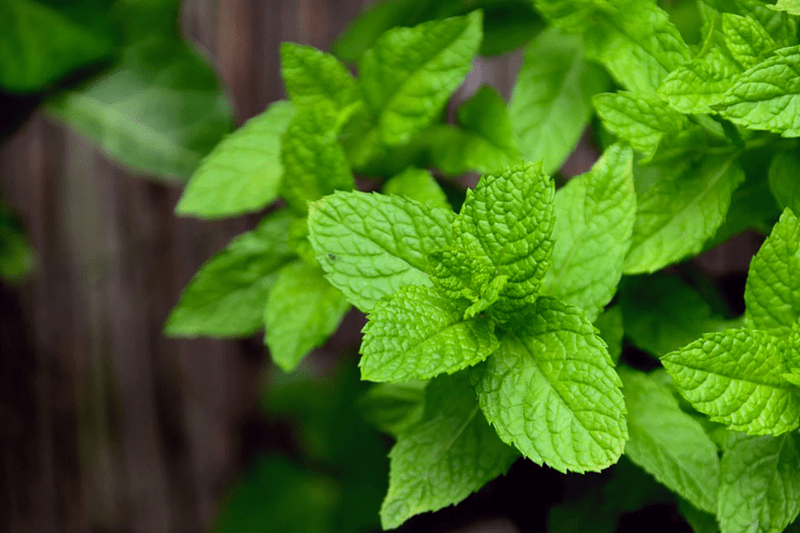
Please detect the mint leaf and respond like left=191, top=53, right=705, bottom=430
left=623, top=155, right=745, bottom=274
left=744, top=209, right=800, bottom=336
left=594, top=91, right=700, bottom=160
left=583, top=0, right=691, bottom=95
left=360, top=381, right=427, bottom=438
left=702, top=0, right=796, bottom=46
left=308, top=191, right=455, bottom=312
left=280, top=43, right=358, bottom=112
left=769, top=0, right=800, bottom=16
left=719, top=432, right=800, bottom=533
left=165, top=210, right=295, bottom=337
left=48, top=36, right=232, bottom=180
left=360, top=285, right=499, bottom=382
left=663, top=327, right=800, bottom=435
left=716, top=46, right=800, bottom=138
left=542, top=144, right=636, bottom=321
left=280, top=105, right=354, bottom=215
left=657, top=46, right=742, bottom=115
left=380, top=372, right=517, bottom=529
left=620, top=274, right=732, bottom=358
left=768, top=151, right=800, bottom=215
left=509, top=28, right=609, bottom=174
left=359, top=11, right=482, bottom=145
left=453, top=163, right=555, bottom=322
left=595, top=306, right=624, bottom=365
left=721, top=13, right=777, bottom=69
left=473, top=297, right=627, bottom=473
left=679, top=499, right=721, bottom=533
left=425, top=85, right=522, bottom=175
left=620, top=368, right=720, bottom=514
left=265, top=261, right=350, bottom=372
left=532, top=0, right=614, bottom=33
left=382, top=167, right=450, bottom=210
left=0, top=0, right=114, bottom=92
left=175, top=100, right=295, bottom=219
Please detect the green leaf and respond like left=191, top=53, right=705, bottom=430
left=165, top=210, right=295, bottom=337
left=382, top=167, right=450, bottom=210
left=430, top=243, right=508, bottom=318
left=623, top=155, right=745, bottom=274
left=620, top=367, right=720, bottom=514
left=509, top=28, right=609, bottom=174
left=594, top=91, right=701, bottom=160
left=358, top=11, right=483, bottom=145
left=47, top=36, right=232, bottom=180
left=701, top=0, right=796, bottom=46
left=359, top=381, right=427, bottom=438
left=716, top=46, right=800, bottom=138
left=280, top=43, right=358, bottom=112
left=360, top=285, right=499, bottom=382
left=769, top=0, right=800, bottom=16
left=657, top=46, right=742, bottom=115
left=473, top=297, right=627, bottom=473
left=0, top=201, right=34, bottom=282
left=175, top=100, right=295, bottom=219
left=280, top=105, right=354, bottom=215
left=721, top=13, right=777, bottom=69
left=308, top=191, right=455, bottom=312
left=0, top=0, right=114, bottom=92
left=542, top=144, right=636, bottom=321
left=620, top=274, right=732, bottom=358
left=719, top=432, right=800, bottom=533
left=663, top=327, right=800, bottom=435
left=380, top=372, right=517, bottom=529
left=583, top=0, right=692, bottom=95
left=453, top=163, right=555, bottom=322
left=532, top=0, right=614, bottom=33
left=744, top=209, right=800, bottom=336
left=425, top=85, right=522, bottom=175
left=595, top=306, right=624, bottom=365
left=265, top=262, right=350, bottom=372
left=679, top=499, right=721, bottom=533
left=768, top=151, right=800, bottom=215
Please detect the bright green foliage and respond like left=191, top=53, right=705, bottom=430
left=702, top=0, right=796, bottom=46
left=542, top=144, right=636, bottom=321
left=48, top=36, right=232, bottom=180
left=744, top=209, right=800, bottom=336
left=308, top=191, right=455, bottom=312
left=359, top=381, right=427, bottom=438
left=509, top=28, right=609, bottom=173
left=595, top=306, right=623, bottom=365
left=716, top=46, right=800, bottom=137
left=280, top=43, right=358, bottom=113
left=360, top=285, right=499, bottom=382
left=0, top=201, right=34, bottom=282
left=768, top=151, right=800, bottom=215
left=280, top=104, right=354, bottom=215
left=176, top=101, right=295, bottom=218
left=0, top=0, right=114, bottom=92
left=265, top=261, right=350, bottom=372
left=165, top=211, right=294, bottom=337
left=721, top=13, right=777, bottom=68
left=620, top=368, right=720, bottom=514
left=473, top=297, right=627, bottom=473
left=657, top=46, right=741, bottom=115
left=620, top=274, right=733, bottom=357
left=358, top=11, right=482, bottom=145
left=380, top=372, right=517, bottom=529
left=382, top=167, right=449, bottom=209
left=426, top=85, right=523, bottom=175
left=663, top=327, right=800, bottom=436
left=719, top=432, right=800, bottom=533
left=769, top=0, right=800, bottom=16
left=623, top=156, right=745, bottom=274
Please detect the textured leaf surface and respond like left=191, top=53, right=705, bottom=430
left=721, top=13, right=777, bottom=68
left=359, top=11, right=482, bottom=145
left=542, top=144, right=636, bottom=321
left=280, top=43, right=357, bottom=112
left=620, top=274, right=732, bottom=357
left=382, top=167, right=449, bottom=210
left=702, top=0, right=796, bottom=45
left=663, top=327, right=800, bottom=435
left=265, top=262, right=350, bottom=372
left=280, top=105, right=354, bottom=215
left=719, top=432, right=800, bottom=533
left=657, top=46, right=741, bottom=115
left=454, top=163, right=555, bottom=322
left=381, top=372, right=517, bottom=529
left=769, top=0, right=800, bottom=16
left=360, top=285, right=499, bottom=382
left=48, top=36, right=232, bottom=180
left=744, top=209, right=800, bottom=336
left=768, top=152, right=800, bottom=215
left=509, top=28, right=609, bottom=173
left=165, top=211, right=295, bottom=337
left=620, top=368, right=720, bottom=514
left=716, top=46, right=800, bottom=137
left=473, top=297, right=627, bottom=473
left=176, top=100, right=294, bottom=218
left=623, top=156, right=745, bottom=274
left=308, top=191, right=455, bottom=312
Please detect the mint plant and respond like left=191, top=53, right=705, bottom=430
left=168, top=1, right=800, bottom=532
